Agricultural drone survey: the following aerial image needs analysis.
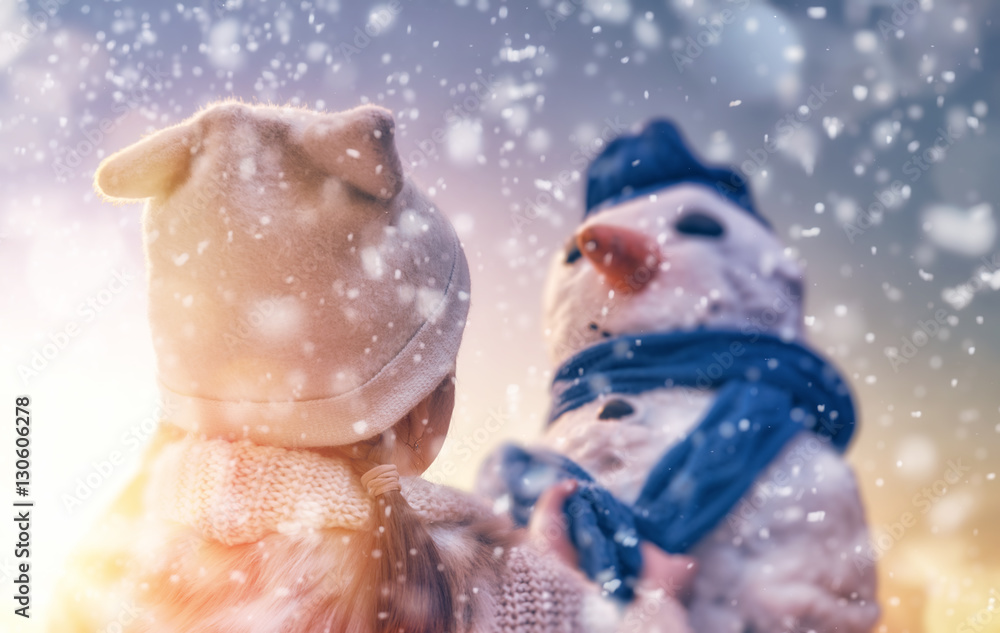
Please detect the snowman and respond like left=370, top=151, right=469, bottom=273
left=479, top=120, right=879, bottom=633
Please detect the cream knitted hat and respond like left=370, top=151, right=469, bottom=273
left=95, top=102, right=470, bottom=447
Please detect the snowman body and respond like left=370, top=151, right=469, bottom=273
left=524, top=180, right=879, bottom=632
left=539, top=392, right=876, bottom=633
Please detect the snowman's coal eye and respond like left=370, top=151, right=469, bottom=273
left=598, top=398, right=635, bottom=421
left=675, top=212, right=725, bottom=238
left=564, top=239, right=582, bottom=264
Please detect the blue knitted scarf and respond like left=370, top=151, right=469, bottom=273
left=493, top=330, right=856, bottom=602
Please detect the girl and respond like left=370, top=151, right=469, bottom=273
left=50, top=101, right=693, bottom=633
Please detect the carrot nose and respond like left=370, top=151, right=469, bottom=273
left=576, top=224, right=661, bottom=291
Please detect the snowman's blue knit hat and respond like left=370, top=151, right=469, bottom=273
left=585, top=118, right=769, bottom=227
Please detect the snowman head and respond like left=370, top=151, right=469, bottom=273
left=543, top=120, right=804, bottom=366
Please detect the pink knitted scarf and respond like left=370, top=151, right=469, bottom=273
left=149, top=436, right=492, bottom=546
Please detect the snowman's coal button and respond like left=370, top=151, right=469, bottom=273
left=597, top=398, right=635, bottom=420
left=599, top=453, right=626, bottom=472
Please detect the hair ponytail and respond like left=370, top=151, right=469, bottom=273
left=329, top=434, right=455, bottom=633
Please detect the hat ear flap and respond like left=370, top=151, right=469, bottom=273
left=94, top=120, right=198, bottom=202
left=302, top=105, right=403, bottom=200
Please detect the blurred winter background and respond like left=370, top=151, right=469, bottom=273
left=0, top=0, right=998, bottom=630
